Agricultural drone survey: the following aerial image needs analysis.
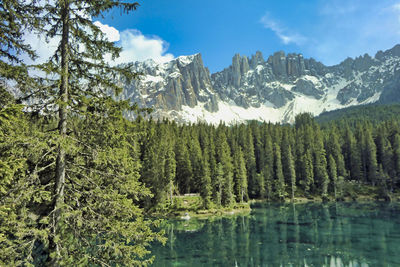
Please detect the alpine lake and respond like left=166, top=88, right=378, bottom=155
left=150, top=202, right=400, bottom=266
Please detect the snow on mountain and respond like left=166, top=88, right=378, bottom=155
left=121, top=44, right=400, bottom=124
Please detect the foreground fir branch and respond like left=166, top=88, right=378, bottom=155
left=1, top=1, right=165, bottom=266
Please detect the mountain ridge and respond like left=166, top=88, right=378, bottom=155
left=121, top=44, right=400, bottom=124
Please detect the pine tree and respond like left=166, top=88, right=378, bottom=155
left=263, top=132, right=274, bottom=200
left=198, top=126, right=213, bottom=207
left=207, top=127, right=217, bottom=192
left=1, top=1, right=165, bottom=265
left=281, top=130, right=292, bottom=185
left=273, top=143, right=286, bottom=200
left=377, top=165, right=391, bottom=201
left=326, top=128, right=346, bottom=178
left=294, top=112, right=315, bottom=130
left=175, top=138, right=193, bottom=194
left=313, top=128, right=329, bottom=200
left=376, top=128, right=395, bottom=188
left=365, top=127, right=378, bottom=186
left=344, top=126, right=362, bottom=181
left=240, top=126, right=257, bottom=198
left=233, top=147, right=248, bottom=203
left=393, top=133, right=400, bottom=189
left=188, top=133, right=203, bottom=193
left=0, top=4, right=49, bottom=262
left=300, top=149, right=314, bottom=196
left=199, top=152, right=212, bottom=208
left=215, top=128, right=235, bottom=207
left=281, top=130, right=296, bottom=201
left=328, top=155, right=338, bottom=200
left=356, top=124, right=368, bottom=182
left=214, top=163, right=224, bottom=206
left=294, top=127, right=305, bottom=191
left=140, top=122, right=168, bottom=207
left=165, top=141, right=176, bottom=204
left=250, top=121, right=264, bottom=173
left=287, top=145, right=296, bottom=201
left=0, top=103, right=54, bottom=265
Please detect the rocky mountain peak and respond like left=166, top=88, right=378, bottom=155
left=121, top=44, right=400, bottom=124
left=250, top=51, right=264, bottom=68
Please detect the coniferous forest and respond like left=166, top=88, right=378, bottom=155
left=136, top=112, right=400, bottom=208
left=2, top=1, right=400, bottom=266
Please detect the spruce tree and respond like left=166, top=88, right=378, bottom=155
left=356, top=124, right=368, bottom=182
left=1, top=4, right=49, bottom=263
left=376, top=128, right=395, bottom=188
left=175, top=138, right=193, bottom=194
left=215, top=128, right=235, bottom=207
left=214, top=163, right=224, bottom=206
left=140, top=122, right=168, bottom=206
left=233, top=147, right=248, bottom=202
left=300, top=149, right=314, bottom=196
left=165, top=141, right=176, bottom=204
left=0, top=102, right=54, bottom=265
left=240, top=126, right=257, bottom=198
left=344, top=126, right=362, bottom=181
left=377, top=165, right=390, bottom=201
left=199, top=152, right=212, bottom=208
left=328, top=155, right=338, bottom=200
left=393, top=133, right=400, bottom=188
left=263, top=132, right=274, bottom=200
left=313, top=128, right=329, bottom=200
left=327, top=128, right=346, bottom=178
left=188, top=134, right=203, bottom=193
left=273, top=143, right=286, bottom=200
left=365, top=127, right=378, bottom=186
left=287, top=145, right=296, bottom=201
left=250, top=121, right=264, bottom=173
left=1, top=1, right=165, bottom=265
left=281, top=130, right=296, bottom=200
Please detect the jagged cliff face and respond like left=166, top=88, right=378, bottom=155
left=121, top=54, right=218, bottom=121
left=121, top=44, right=400, bottom=124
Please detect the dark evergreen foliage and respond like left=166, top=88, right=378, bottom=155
left=128, top=110, right=400, bottom=207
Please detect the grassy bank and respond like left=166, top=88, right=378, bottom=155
left=151, top=181, right=400, bottom=220
left=252, top=181, right=400, bottom=204
left=151, top=195, right=251, bottom=219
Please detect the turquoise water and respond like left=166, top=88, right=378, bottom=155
left=151, top=202, right=400, bottom=266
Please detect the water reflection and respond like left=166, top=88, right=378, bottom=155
left=151, top=202, right=400, bottom=266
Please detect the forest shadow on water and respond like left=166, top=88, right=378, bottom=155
left=150, top=202, right=400, bottom=267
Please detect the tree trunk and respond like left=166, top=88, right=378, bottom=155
left=291, top=185, right=294, bottom=203
left=51, top=0, right=69, bottom=265
left=169, top=180, right=173, bottom=205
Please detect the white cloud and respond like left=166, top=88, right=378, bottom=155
left=392, top=2, right=400, bottom=11
left=22, top=23, right=174, bottom=67
left=260, top=13, right=306, bottom=45
left=93, top=21, right=174, bottom=65
left=93, top=21, right=120, bottom=42
left=112, top=29, right=174, bottom=65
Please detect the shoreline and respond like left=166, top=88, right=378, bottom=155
left=151, top=203, right=252, bottom=220
left=150, top=190, right=400, bottom=220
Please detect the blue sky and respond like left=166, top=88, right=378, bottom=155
left=94, top=0, right=400, bottom=73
